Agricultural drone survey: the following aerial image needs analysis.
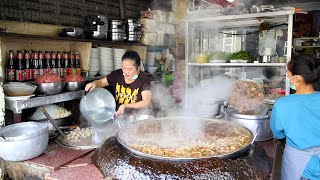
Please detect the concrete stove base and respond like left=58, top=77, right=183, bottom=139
left=0, top=138, right=278, bottom=180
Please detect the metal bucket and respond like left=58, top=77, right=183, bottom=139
left=80, top=88, right=116, bottom=145
left=80, top=88, right=116, bottom=124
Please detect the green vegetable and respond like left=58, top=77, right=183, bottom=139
left=209, top=51, right=231, bottom=60
left=230, top=50, right=252, bottom=60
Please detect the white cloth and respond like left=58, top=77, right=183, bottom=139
left=282, top=144, right=320, bottom=180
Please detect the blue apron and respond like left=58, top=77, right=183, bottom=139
left=282, top=144, right=320, bottom=180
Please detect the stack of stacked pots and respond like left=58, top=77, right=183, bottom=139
left=108, top=20, right=126, bottom=41
left=126, top=19, right=143, bottom=42
left=84, top=15, right=108, bottom=39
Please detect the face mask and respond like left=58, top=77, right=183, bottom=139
left=287, top=76, right=296, bottom=90
left=123, top=73, right=138, bottom=80
left=131, top=74, right=138, bottom=80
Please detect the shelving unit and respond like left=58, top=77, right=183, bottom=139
left=187, top=63, right=287, bottom=67
left=5, top=90, right=85, bottom=114
left=185, top=10, right=294, bottom=98
left=293, top=37, right=320, bottom=54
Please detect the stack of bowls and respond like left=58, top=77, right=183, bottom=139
left=113, top=48, right=126, bottom=70
left=99, top=47, right=113, bottom=76
left=89, top=48, right=100, bottom=76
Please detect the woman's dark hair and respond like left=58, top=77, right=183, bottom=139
left=287, top=54, right=320, bottom=91
left=122, top=51, right=141, bottom=68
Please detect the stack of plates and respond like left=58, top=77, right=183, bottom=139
left=113, top=48, right=126, bottom=70
left=89, top=48, right=100, bottom=76
left=99, top=47, right=113, bottom=76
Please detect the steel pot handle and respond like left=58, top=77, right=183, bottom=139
left=251, top=125, right=260, bottom=144
left=215, top=100, right=228, bottom=118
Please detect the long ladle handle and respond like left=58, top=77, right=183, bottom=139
left=251, top=125, right=260, bottom=144
left=41, top=107, right=66, bottom=138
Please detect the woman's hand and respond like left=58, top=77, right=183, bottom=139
left=84, top=82, right=96, bottom=92
left=116, top=104, right=127, bottom=116
left=85, top=78, right=108, bottom=92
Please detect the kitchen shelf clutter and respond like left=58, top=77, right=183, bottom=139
left=293, top=37, right=320, bottom=57
left=0, top=31, right=147, bottom=124
left=185, top=10, right=294, bottom=103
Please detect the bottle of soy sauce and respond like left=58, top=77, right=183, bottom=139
left=16, top=50, right=25, bottom=82
left=6, top=50, right=16, bottom=82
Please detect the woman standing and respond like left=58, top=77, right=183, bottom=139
left=85, top=50, right=152, bottom=116
left=270, top=55, right=320, bottom=180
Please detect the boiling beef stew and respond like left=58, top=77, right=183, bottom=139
left=228, top=80, right=265, bottom=114
left=117, top=118, right=252, bottom=158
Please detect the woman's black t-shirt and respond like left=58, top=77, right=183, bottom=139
left=107, top=69, right=151, bottom=110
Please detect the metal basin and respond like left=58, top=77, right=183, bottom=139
left=3, top=83, right=37, bottom=96
left=36, top=82, right=65, bottom=95
left=0, top=122, right=49, bottom=161
left=64, top=81, right=85, bottom=92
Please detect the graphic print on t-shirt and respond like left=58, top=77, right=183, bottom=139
left=115, top=83, right=139, bottom=104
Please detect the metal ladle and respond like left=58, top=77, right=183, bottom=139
left=41, top=106, right=66, bottom=138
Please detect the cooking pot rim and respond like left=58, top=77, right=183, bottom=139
left=226, top=107, right=270, bottom=119
left=0, top=122, right=48, bottom=142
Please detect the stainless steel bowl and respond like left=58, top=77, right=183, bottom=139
left=64, top=81, right=85, bottom=92
left=36, top=82, right=65, bottom=95
left=0, top=122, right=49, bottom=161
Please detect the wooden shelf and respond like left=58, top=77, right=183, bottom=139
left=0, top=32, right=147, bottom=46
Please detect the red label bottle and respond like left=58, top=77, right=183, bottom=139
left=63, top=52, right=70, bottom=77
left=24, top=50, right=31, bottom=81
left=6, top=50, right=16, bottom=82
left=38, top=51, right=44, bottom=76
left=51, top=51, right=57, bottom=74
left=57, top=51, right=63, bottom=77
left=75, top=52, right=81, bottom=75
left=16, top=50, right=26, bottom=81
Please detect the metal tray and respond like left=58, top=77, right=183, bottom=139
left=55, top=135, right=101, bottom=150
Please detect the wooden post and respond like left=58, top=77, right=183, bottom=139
left=119, top=0, right=125, bottom=19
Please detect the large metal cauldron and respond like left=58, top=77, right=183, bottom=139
left=0, top=122, right=49, bottom=161
left=224, top=107, right=273, bottom=141
left=117, top=117, right=257, bottom=161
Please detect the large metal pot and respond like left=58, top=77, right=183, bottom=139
left=109, top=28, right=126, bottom=33
left=60, top=27, right=84, bottom=38
left=127, top=35, right=141, bottom=42
left=117, top=117, right=256, bottom=161
left=108, top=32, right=126, bottom=41
left=224, top=107, right=272, bottom=141
left=0, top=122, right=49, bottom=161
left=109, top=20, right=126, bottom=29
